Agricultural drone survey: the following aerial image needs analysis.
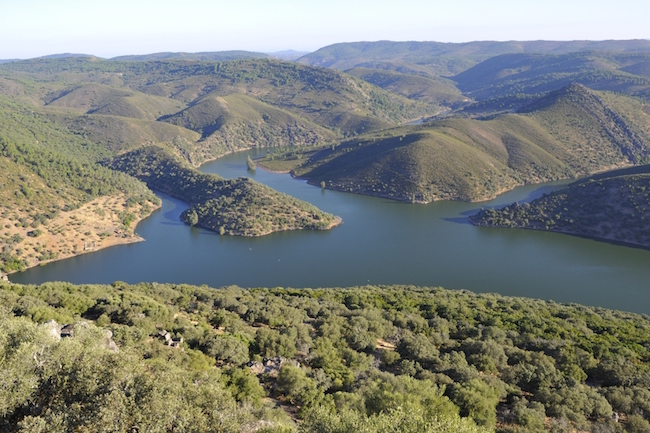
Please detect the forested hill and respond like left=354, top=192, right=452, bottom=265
left=109, top=50, right=270, bottom=62
left=265, top=85, right=650, bottom=203
left=0, top=95, right=160, bottom=275
left=454, top=51, right=650, bottom=102
left=469, top=165, right=650, bottom=248
left=109, top=146, right=341, bottom=236
left=2, top=281, right=649, bottom=432
left=297, top=40, right=650, bottom=76
left=0, top=57, right=434, bottom=164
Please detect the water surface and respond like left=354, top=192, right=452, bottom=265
left=11, top=149, right=650, bottom=314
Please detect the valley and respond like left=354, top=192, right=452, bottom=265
left=3, top=38, right=650, bottom=433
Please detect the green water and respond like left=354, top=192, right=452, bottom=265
left=11, top=149, right=650, bottom=314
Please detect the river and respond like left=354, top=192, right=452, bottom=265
left=10, top=149, right=650, bottom=314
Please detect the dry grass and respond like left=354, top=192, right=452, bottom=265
left=0, top=195, right=159, bottom=273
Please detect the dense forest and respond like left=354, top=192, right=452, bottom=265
left=1, top=282, right=650, bottom=432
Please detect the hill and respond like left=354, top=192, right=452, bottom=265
left=159, top=92, right=336, bottom=160
left=110, top=50, right=270, bottom=62
left=260, top=85, right=650, bottom=202
left=2, top=281, right=650, bottom=432
left=0, top=96, right=160, bottom=275
left=0, top=57, right=435, bottom=164
left=109, top=146, right=341, bottom=236
left=268, top=50, right=311, bottom=61
left=346, top=67, right=468, bottom=107
left=453, top=52, right=650, bottom=102
left=469, top=165, right=650, bottom=248
left=297, top=40, right=650, bottom=77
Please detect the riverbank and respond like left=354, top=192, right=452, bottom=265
left=1, top=195, right=160, bottom=276
left=469, top=170, right=650, bottom=249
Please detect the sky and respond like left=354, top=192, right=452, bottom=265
left=1, top=0, right=649, bottom=59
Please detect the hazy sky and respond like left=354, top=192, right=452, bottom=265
left=1, top=0, right=648, bottom=59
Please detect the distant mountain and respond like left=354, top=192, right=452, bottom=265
left=38, top=53, right=98, bottom=60
left=277, top=84, right=650, bottom=202
left=0, top=59, right=18, bottom=64
left=267, top=50, right=311, bottom=61
left=297, top=40, right=650, bottom=77
left=453, top=51, right=650, bottom=101
left=109, top=51, right=269, bottom=62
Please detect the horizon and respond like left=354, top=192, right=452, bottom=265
left=3, top=37, right=650, bottom=61
left=2, top=0, right=649, bottom=59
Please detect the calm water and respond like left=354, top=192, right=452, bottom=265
left=11, top=149, right=650, bottom=314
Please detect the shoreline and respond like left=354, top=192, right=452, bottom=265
left=469, top=221, right=650, bottom=251
left=3, top=197, right=161, bottom=278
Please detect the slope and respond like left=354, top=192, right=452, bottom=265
left=454, top=52, right=650, bottom=102
left=45, top=82, right=186, bottom=120
left=469, top=165, right=650, bottom=248
left=273, top=85, right=650, bottom=202
left=298, top=40, right=650, bottom=77
left=109, top=146, right=341, bottom=236
left=346, top=67, right=467, bottom=107
left=160, top=93, right=336, bottom=158
left=0, top=96, right=159, bottom=274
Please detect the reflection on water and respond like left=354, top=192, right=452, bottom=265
left=11, top=149, right=650, bottom=314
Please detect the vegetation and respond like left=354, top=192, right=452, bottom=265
left=0, top=95, right=160, bottom=274
left=470, top=165, right=650, bottom=248
left=297, top=40, right=650, bottom=78
left=1, top=281, right=650, bottom=432
left=453, top=52, right=650, bottom=104
left=262, top=84, right=650, bottom=202
left=109, top=50, right=271, bottom=62
left=109, top=147, right=341, bottom=236
left=345, top=67, right=467, bottom=108
left=0, top=57, right=436, bottom=166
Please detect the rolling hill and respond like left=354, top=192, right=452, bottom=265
left=346, top=67, right=468, bottom=107
left=0, top=57, right=436, bottom=164
left=453, top=52, right=650, bottom=102
left=297, top=40, right=650, bottom=77
left=264, top=84, right=650, bottom=202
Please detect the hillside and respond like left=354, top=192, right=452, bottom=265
left=44, top=82, right=186, bottom=120
left=0, top=57, right=435, bottom=164
left=160, top=93, right=336, bottom=160
left=453, top=52, right=650, bottom=102
left=109, top=147, right=341, bottom=236
left=261, top=85, right=650, bottom=202
left=469, top=165, right=650, bottom=248
left=297, top=40, right=650, bottom=77
left=346, top=67, right=468, bottom=107
left=2, top=281, right=650, bottom=432
left=0, top=96, right=160, bottom=275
